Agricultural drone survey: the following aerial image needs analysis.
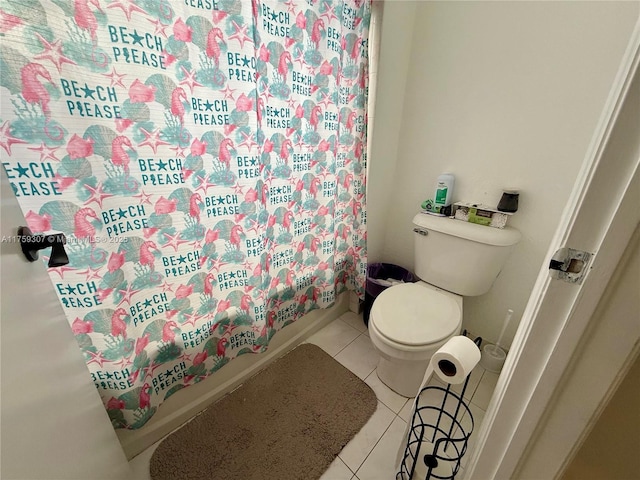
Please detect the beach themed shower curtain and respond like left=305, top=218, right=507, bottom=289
left=0, top=0, right=369, bottom=428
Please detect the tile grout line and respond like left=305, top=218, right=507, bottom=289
left=331, top=320, right=384, bottom=471
left=340, top=456, right=356, bottom=477
left=366, top=373, right=412, bottom=416
left=327, top=317, right=380, bottom=477
left=330, top=320, right=368, bottom=358
left=351, top=415, right=400, bottom=477
left=467, top=368, right=485, bottom=403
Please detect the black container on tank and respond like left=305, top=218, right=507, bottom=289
left=497, top=190, right=519, bottom=213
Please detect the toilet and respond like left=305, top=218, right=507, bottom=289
left=369, top=212, right=521, bottom=397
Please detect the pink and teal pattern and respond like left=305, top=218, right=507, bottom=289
left=0, top=0, right=369, bottom=429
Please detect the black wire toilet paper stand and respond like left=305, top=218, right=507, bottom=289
left=396, top=336, right=482, bottom=480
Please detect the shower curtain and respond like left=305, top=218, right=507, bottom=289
left=0, top=0, right=369, bottom=428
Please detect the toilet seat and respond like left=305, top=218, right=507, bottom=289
left=370, top=282, right=461, bottom=347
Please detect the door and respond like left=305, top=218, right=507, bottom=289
left=464, top=18, right=640, bottom=480
left=0, top=168, right=131, bottom=479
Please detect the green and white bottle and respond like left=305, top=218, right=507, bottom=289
left=434, top=173, right=455, bottom=214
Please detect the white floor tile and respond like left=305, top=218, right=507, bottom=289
left=443, top=399, right=486, bottom=471
left=351, top=476, right=360, bottom=480
left=465, top=402, right=486, bottom=435
left=339, top=311, right=367, bottom=333
left=320, top=456, right=354, bottom=480
left=339, top=401, right=395, bottom=472
left=418, top=386, right=463, bottom=434
left=398, top=374, right=447, bottom=423
left=425, top=372, right=447, bottom=388
left=470, top=370, right=499, bottom=410
left=398, top=398, right=415, bottom=423
left=460, top=402, right=486, bottom=469
left=334, top=334, right=380, bottom=380
left=365, top=370, right=409, bottom=413
left=355, top=417, right=407, bottom=480
left=306, top=319, right=361, bottom=357
left=448, top=366, right=484, bottom=402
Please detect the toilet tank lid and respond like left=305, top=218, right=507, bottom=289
left=413, top=213, right=521, bottom=246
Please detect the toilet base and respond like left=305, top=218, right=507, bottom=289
left=376, top=356, right=430, bottom=397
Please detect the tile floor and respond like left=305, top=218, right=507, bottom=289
left=129, top=312, right=499, bottom=480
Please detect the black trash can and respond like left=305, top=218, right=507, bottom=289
left=363, top=263, right=417, bottom=326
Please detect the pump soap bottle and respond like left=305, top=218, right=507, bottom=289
left=433, top=173, right=455, bottom=215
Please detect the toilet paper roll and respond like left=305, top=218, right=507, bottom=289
left=411, top=441, right=454, bottom=480
left=430, top=336, right=481, bottom=385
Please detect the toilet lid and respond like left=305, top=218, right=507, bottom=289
left=371, top=283, right=460, bottom=346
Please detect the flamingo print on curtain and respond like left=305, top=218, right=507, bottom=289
left=0, top=0, right=369, bottom=429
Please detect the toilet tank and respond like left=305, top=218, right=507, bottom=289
left=412, top=213, right=521, bottom=296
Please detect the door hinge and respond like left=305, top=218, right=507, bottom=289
left=549, top=247, right=593, bottom=284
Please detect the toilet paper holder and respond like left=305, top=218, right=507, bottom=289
left=397, top=336, right=482, bottom=480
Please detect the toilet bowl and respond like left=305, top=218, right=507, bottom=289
left=369, top=282, right=462, bottom=397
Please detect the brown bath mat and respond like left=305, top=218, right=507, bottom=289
left=150, top=343, right=377, bottom=480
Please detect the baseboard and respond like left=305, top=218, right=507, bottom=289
left=118, top=292, right=349, bottom=459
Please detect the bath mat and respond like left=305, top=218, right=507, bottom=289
left=149, top=343, right=378, bottom=480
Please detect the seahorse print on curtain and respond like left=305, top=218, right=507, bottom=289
left=0, top=0, right=369, bottom=429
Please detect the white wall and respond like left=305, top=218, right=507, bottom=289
left=0, top=169, right=131, bottom=480
left=370, top=1, right=639, bottom=345
left=366, top=1, right=417, bottom=262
